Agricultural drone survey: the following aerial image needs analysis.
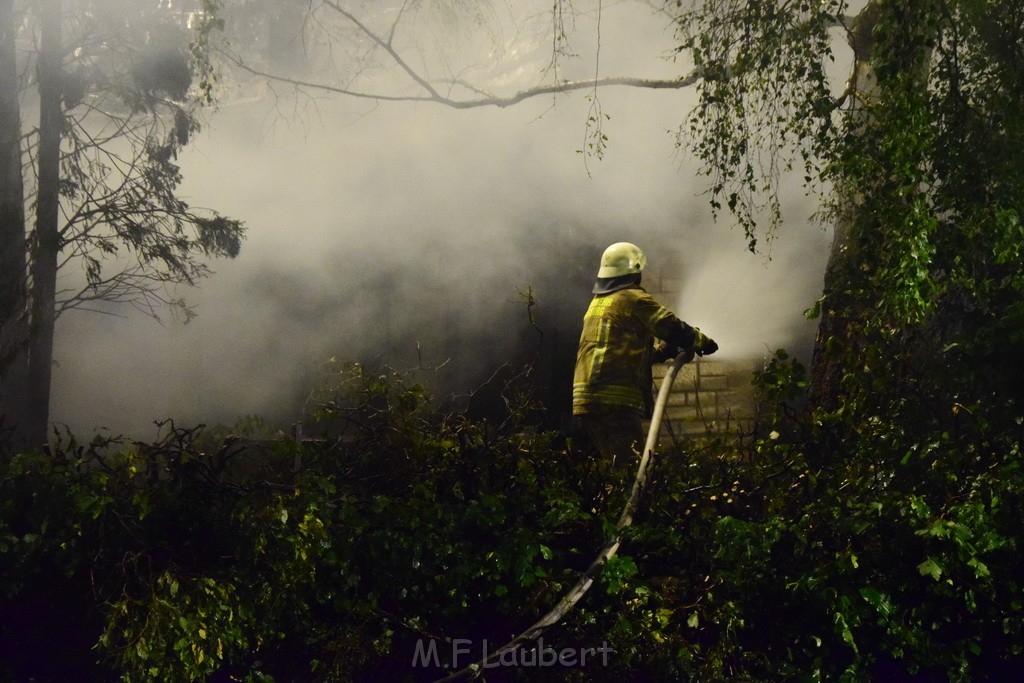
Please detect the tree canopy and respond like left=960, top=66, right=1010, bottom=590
left=0, top=0, right=244, bottom=445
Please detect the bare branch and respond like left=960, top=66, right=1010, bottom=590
left=320, top=0, right=443, bottom=100
left=218, top=1, right=704, bottom=111
left=219, top=44, right=703, bottom=109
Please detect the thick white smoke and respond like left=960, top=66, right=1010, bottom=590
left=49, top=2, right=832, bottom=437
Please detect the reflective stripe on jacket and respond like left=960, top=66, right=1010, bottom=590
left=572, top=286, right=695, bottom=416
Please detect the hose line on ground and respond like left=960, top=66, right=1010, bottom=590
left=434, top=349, right=696, bottom=682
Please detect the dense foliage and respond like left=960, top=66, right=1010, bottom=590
left=675, top=0, right=1024, bottom=402
left=676, top=4, right=1024, bottom=677
left=1, top=353, right=1022, bottom=681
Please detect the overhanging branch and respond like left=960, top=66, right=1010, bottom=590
left=220, top=47, right=704, bottom=109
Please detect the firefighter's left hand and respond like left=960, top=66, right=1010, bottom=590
left=652, top=339, right=677, bottom=362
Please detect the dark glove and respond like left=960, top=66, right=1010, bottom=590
left=652, top=339, right=679, bottom=363
left=693, top=328, right=718, bottom=356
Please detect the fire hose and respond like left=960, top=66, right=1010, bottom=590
left=435, top=349, right=696, bottom=682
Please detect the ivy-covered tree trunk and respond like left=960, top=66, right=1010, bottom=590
left=0, top=0, right=27, bottom=443
left=26, top=0, right=62, bottom=446
left=807, top=4, right=882, bottom=409
left=808, top=0, right=941, bottom=411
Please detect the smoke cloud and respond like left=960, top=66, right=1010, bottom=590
left=50, top=3, right=832, bottom=437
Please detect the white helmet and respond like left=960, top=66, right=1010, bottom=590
left=597, top=242, right=647, bottom=278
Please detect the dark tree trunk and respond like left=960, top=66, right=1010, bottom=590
left=0, top=0, right=28, bottom=446
left=25, top=0, right=61, bottom=446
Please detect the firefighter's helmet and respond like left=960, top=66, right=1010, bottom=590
left=597, top=242, right=647, bottom=278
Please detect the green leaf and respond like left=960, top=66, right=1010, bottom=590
left=967, top=557, right=990, bottom=579
left=859, top=587, right=892, bottom=617
left=917, top=558, right=943, bottom=581
left=834, top=612, right=857, bottom=653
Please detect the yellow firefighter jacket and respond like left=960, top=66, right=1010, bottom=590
left=572, top=286, right=696, bottom=416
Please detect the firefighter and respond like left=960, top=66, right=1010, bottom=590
left=572, top=242, right=718, bottom=478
